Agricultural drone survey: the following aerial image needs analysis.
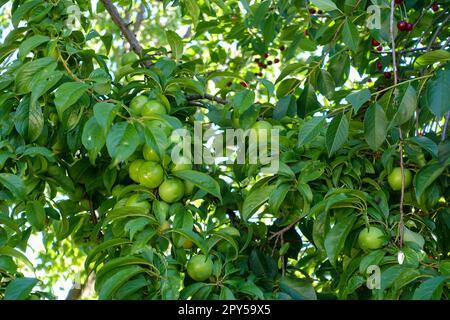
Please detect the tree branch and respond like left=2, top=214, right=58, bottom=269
left=427, top=12, right=450, bottom=51
left=88, top=196, right=98, bottom=225
left=100, top=0, right=153, bottom=67
left=186, top=93, right=228, bottom=105
left=134, top=3, right=146, bottom=34
left=100, top=0, right=230, bottom=105
left=442, top=111, right=450, bottom=141
left=390, top=0, right=405, bottom=249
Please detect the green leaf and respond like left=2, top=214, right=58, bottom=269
left=413, top=276, right=448, bottom=300
left=233, top=89, right=255, bottom=114
left=19, top=35, right=50, bottom=60
left=297, top=83, right=321, bottom=118
left=0, top=173, right=25, bottom=200
left=279, top=276, right=317, bottom=300
left=30, top=70, right=63, bottom=101
left=143, top=124, right=168, bottom=161
left=166, top=30, right=183, bottom=61
left=0, top=246, right=33, bottom=270
left=273, top=95, right=296, bottom=120
left=310, top=0, right=338, bottom=11
left=167, top=78, right=204, bottom=95
left=106, top=122, right=141, bottom=164
left=169, top=229, right=208, bottom=254
left=54, top=82, right=89, bottom=120
left=85, top=238, right=131, bottom=271
left=172, top=170, right=222, bottom=200
left=328, top=52, right=350, bottom=86
left=25, top=201, right=46, bottom=231
left=359, top=250, right=386, bottom=274
left=268, top=183, right=290, bottom=214
left=346, top=89, right=370, bottom=113
left=239, top=281, right=264, bottom=299
left=12, top=0, right=42, bottom=27
left=414, top=50, right=450, bottom=69
left=364, top=103, right=387, bottom=150
left=324, top=213, right=357, bottom=266
left=0, top=215, right=21, bottom=236
left=391, top=85, right=417, bottom=127
left=426, top=70, right=450, bottom=118
left=14, top=95, right=44, bottom=142
left=82, top=118, right=106, bottom=165
left=220, top=286, right=236, bottom=300
left=184, top=0, right=200, bottom=27
left=312, top=211, right=329, bottom=252
left=297, top=183, right=313, bottom=204
left=242, top=184, right=275, bottom=221
left=93, top=102, right=117, bottom=133
left=326, top=114, right=349, bottom=156
left=15, top=57, right=56, bottom=95
left=298, top=116, right=326, bottom=146
left=4, top=277, right=38, bottom=300
left=98, top=265, right=145, bottom=300
left=276, top=63, right=306, bottom=83
left=342, top=19, right=359, bottom=52
left=103, top=206, right=154, bottom=225
left=317, top=69, right=335, bottom=99
left=408, top=136, right=438, bottom=158
left=414, top=162, right=446, bottom=203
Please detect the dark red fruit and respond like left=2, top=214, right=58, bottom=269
left=267, top=60, right=273, bottom=65
left=274, top=58, right=280, bottom=63
left=368, top=78, right=372, bottom=83
left=279, top=45, right=285, bottom=51
left=371, top=39, right=380, bottom=46
left=258, top=62, right=264, bottom=68
left=432, top=3, right=439, bottom=12
left=309, top=8, right=316, bottom=14
left=394, top=0, right=403, bottom=4
left=397, top=21, right=407, bottom=31
left=264, top=53, right=269, bottom=59
left=406, top=23, right=413, bottom=32
left=258, top=72, right=263, bottom=77
left=239, top=81, right=248, bottom=88
left=376, top=46, right=383, bottom=52
left=262, top=64, right=267, bottom=69
left=376, top=61, right=382, bottom=71
left=384, top=71, right=392, bottom=79
left=255, top=58, right=260, bottom=63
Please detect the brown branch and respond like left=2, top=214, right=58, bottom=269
left=268, top=218, right=300, bottom=241
left=390, top=0, right=405, bottom=249
left=389, top=0, right=398, bottom=85
left=88, top=196, right=98, bottom=225
left=442, top=111, right=450, bottom=141
left=427, top=12, right=450, bottom=51
left=99, top=0, right=153, bottom=67
left=134, top=3, right=146, bottom=34
left=186, top=93, right=228, bottom=105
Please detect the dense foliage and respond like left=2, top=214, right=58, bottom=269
left=0, top=0, right=449, bottom=300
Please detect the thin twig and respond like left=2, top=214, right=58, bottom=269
left=427, top=12, right=450, bottom=51
left=88, top=196, right=98, bottom=225
left=442, top=111, right=450, bottom=141
left=389, top=0, right=398, bottom=85
left=390, top=0, right=405, bottom=249
left=99, top=0, right=153, bottom=67
left=268, top=218, right=301, bottom=241
left=186, top=93, right=228, bottom=105
left=134, top=3, right=146, bottom=34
